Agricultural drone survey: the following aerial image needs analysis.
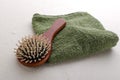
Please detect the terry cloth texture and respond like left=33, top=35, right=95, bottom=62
left=32, top=12, right=119, bottom=63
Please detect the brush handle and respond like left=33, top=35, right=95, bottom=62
left=43, top=18, right=66, bottom=42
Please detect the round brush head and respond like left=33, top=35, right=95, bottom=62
left=15, top=35, right=51, bottom=67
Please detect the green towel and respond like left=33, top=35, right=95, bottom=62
left=32, top=12, right=119, bottom=63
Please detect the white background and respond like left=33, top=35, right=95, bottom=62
left=0, top=0, right=120, bottom=80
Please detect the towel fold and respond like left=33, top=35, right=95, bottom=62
left=32, top=12, right=119, bottom=63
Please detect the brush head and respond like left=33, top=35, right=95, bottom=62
left=15, top=35, right=51, bottom=67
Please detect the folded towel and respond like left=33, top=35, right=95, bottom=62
left=32, top=12, right=119, bottom=63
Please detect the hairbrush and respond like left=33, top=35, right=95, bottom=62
left=15, top=18, right=66, bottom=67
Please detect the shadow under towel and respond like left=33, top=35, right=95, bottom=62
left=32, top=12, right=119, bottom=63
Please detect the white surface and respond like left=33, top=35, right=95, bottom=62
left=0, top=0, right=120, bottom=80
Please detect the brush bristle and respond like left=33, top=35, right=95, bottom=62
left=15, top=35, right=51, bottom=63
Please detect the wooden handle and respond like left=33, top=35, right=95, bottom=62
left=43, top=18, right=66, bottom=42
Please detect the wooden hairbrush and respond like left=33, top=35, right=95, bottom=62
left=15, top=18, right=66, bottom=67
